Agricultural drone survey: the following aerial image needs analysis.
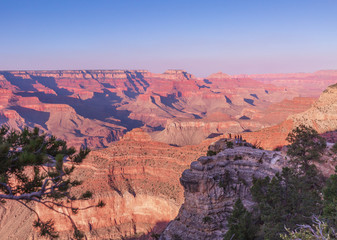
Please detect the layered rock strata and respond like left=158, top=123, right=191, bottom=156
left=0, top=69, right=323, bottom=148
left=1, top=129, right=209, bottom=239
left=243, top=83, right=337, bottom=150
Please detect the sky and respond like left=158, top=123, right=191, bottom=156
left=0, top=0, right=337, bottom=77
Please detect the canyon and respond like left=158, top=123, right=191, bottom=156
left=1, top=69, right=335, bottom=149
left=1, top=69, right=337, bottom=239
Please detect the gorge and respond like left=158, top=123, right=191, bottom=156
left=1, top=69, right=337, bottom=239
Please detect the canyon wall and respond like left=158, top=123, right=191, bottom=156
left=243, top=83, right=337, bottom=150
left=0, top=129, right=211, bottom=239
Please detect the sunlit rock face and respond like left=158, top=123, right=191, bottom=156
left=152, top=97, right=316, bottom=146
left=243, top=83, right=337, bottom=150
left=9, top=129, right=207, bottom=239
left=290, top=84, right=337, bottom=132
left=160, top=142, right=286, bottom=240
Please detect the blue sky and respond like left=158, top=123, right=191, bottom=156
left=0, top=0, right=336, bottom=77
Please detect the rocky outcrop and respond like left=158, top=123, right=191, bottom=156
left=162, top=70, right=195, bottom=80
left=160, top=143, right=285, bottom=240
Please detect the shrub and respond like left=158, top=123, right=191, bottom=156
left=207, top=150, right=217, bottom=156
left=226, top=141, right=234, bottom=148
left=202, top=216, right=212, bottom=224
left=332, top=142, right=337, bottom=154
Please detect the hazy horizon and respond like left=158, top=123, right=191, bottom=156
left=1, top=0, right=337, bottom=77
left=1, top=68, right=337, bottom=79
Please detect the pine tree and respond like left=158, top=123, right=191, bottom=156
left=251, top=125, right=326, bottom=239
left=323, top=167, right=337, bottom=229
left=251, top=167, right=322, bottom=239
left=224, top=199, right=257, bottom=240
left=286, top=124, right=326, bottom=171
left=0, top=125, right=104, bottom=239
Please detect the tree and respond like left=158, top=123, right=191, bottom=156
left=322, top=167, right=337, bottom=229
left=0, top=125, right=104, bottom=239
left=286, top=124, right=326, bottom=171
left=280, top=217, right=336, bottom=240
left=251, top=168, right=322, bottom=239
left=223, top=199, right=257, bottom=240
left=250, top=125, right=326, bottom=239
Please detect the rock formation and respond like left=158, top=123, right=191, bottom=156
left=160, top=140, right=286, bottom=240
left=159, top=132, right=337, bottom=240
left=243, top=83, right=337, bottom=150
left=290, top=84, right=337, bottom=132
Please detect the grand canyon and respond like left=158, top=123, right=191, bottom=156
left=1, top=69, right=336, bottom=148
left=2, top=1, right=337, bottom=239
left=1, top=69, right=337, bottom=239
